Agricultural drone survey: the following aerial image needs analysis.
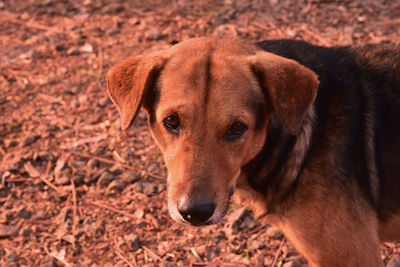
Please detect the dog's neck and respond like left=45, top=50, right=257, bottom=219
left=241, top=106, right=316, bottom=215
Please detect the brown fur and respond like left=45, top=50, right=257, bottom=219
left=107, top=38, right=400, bottom=266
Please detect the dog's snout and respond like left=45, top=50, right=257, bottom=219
left=177, top=199, right=215, bottom=225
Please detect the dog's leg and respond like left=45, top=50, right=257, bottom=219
left=233, top=174, right=269, bottom=219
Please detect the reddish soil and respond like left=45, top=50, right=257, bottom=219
left=1, top=0, right=399, bottom=266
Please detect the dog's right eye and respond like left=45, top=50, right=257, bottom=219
left=163, top=115, right=180, bottom=134
left=225, top=122, right=248, bottom=142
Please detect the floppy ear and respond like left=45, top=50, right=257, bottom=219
left=249, top=51, right=319, bottom=135
left=107, top=51, right=165, bottom=130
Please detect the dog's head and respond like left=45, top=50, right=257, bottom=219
left=107, top=38, right=319, bottom=226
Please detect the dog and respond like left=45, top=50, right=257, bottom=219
left=106, top=38, right=400, bottom=266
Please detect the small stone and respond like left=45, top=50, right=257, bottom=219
left=255, top=253, right=265, bottom=266
left=247, top=239, right=264, bottom=252
left=41, top=0, right=52, bottom=7
left=22, top=135, right=40, bottom=147
left=21, top=227, right=32, bottom=237
left=67, top=47, right=80, bottom=56
left=97, top=172, right=114, bottom=188
left=266, top=226, right=283, bottom=239
left=55, top=175, right=70, bottom=185
left=24, top=162, right=40, bottom=178
left=123, top=147, right=135, bottom=158
left=124, top=234, right=140, bottom=251
left=139, top=181, right=158, bottom=196
left=109, top=165, right=122, bottom=175
left=79, top=43, right=93, bottom=53
left=17, top=207, right=32, bottom=219
left=4, top=139, right=18, bottom=148
left=34, top=211, right=50, bottom=220
left=0, top=224, right=19, bottom=237
left=134, top=209, right=144, bottom=219
left=40, top=257, right=57, bottom=267
left=241, top=216, right=256, bottom=229
left=147, top=28, right=161, bottom=40
left=72, top=161, right=86, bottom=168
left=107, top=29, right=120, bottom=36
left=214, top=17, right=228, bottom=26
left=147, top=163, right=158, bottom=173
left=264, top=257, right=274, bottom=266
left=387, top=256, right=400, bottom=267
left=0, top=212, right=12, bottom=223
left=107, top=179, right=126, bottom=191
left=55, top=43, right=66, bottom=51
left=120, top=171, right=141, bottom=184
left=87, top=158, right=99, bottom=168
left=103, top=3, right=124, bottom=13
left=0, top=247, right=5, bottom=258
left=7, top=252, right=19, bottom=262
left=282, top=261, right=302, bottom=267
left=78, top=95, right=87, bottom=105
left=62, top=234, right=75, bottom=244
left=72, top=174, right=84, bottom=186
left=98, top=96, right=111, bottom=107
left=160, top=262, right=177, bottom=267
left=196, top=245, right=206, bottom=256
left=0, top=2, right=5, bottom=9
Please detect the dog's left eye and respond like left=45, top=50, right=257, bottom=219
left=163, top=115, right=180, bottom=134
left=225, top=122, right=248, bottom=141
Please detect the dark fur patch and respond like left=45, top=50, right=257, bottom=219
left=248, top=40, right=400, bottom=219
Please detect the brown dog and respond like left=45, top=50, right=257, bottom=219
left=107, top=38, right=400, bottom=266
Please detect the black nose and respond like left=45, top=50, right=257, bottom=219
left=177, top=199, right=216, bottom=225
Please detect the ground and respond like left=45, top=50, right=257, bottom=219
left=1, top=0, right=400, bottom=266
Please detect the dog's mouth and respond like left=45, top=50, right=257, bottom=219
left=166, top=169, right=240, bottom=226
left=167, top=185, right=235, bottom=227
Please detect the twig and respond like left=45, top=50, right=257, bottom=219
left=190, top=247, right=201, bottom=260
left=1, top=11, right=72, bottom=36
left=98, top=42, right=104, bottom=78
left=40, top=161, right=67, bottom=196
left=88, top=200, right=137, bottom=220
left=69, top=151, right=164, bottom=179
left=45, top=160, right=52, bottom=177
left=69, top=151, right=135, bottom=169
left=248, top=224, right=268, bottom=236
left=271, top=238, right=286, bottom=267
left=113, top=150, right=126, bottom=163
left=115, top=248, right=136, bottom=267
left=43, top=240, right=72, bottom=267
left=61, top=134, right=108, bottom=150
left=301, top=28, right=331, bottom=46
left=9, top=17, right=64, bottom=34
left=191, top=262, right=208, bottom=267
left=142, top=245, right=162, bottom=261
left=71, top=179, right=78, bottom=250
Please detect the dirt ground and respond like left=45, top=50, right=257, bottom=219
left=1, top=0, right=400, bottom=266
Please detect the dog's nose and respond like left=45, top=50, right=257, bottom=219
left=177, top=199, right=215, bottom=225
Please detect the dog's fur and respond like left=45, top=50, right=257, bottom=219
left=107, top=38, right=400, bottom=266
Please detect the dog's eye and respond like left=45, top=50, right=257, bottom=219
left=163, top=115, right=180, bottom=134
left=225, top=122, right=248, bottom=141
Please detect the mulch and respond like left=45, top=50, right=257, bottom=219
left=1, top=0, right=399, bottom=266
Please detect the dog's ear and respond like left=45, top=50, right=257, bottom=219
left=107, top=51, right=165, bottom=130
left=249, top=51, right=319, bottom=135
